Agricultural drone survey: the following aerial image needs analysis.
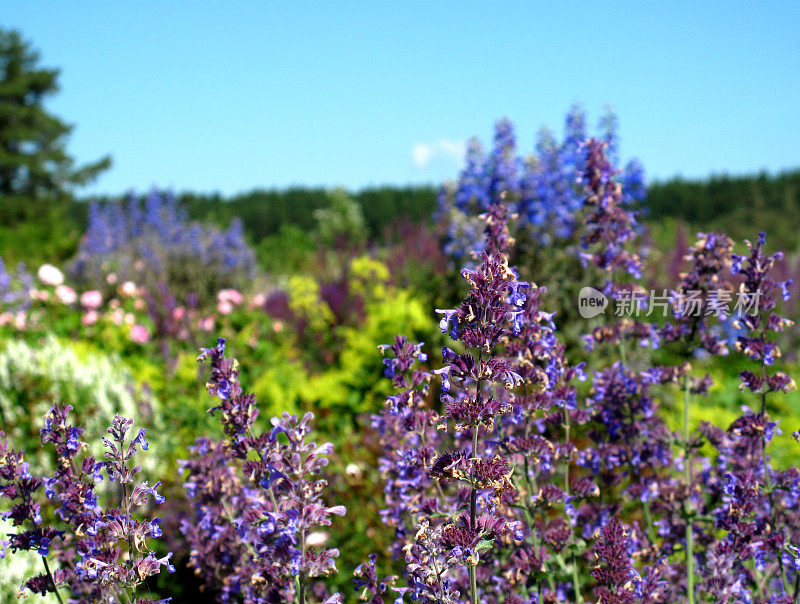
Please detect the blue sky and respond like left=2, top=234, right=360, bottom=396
left=3, top=1, right=799, bottom=196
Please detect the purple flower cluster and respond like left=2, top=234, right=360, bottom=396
left=439, top=106, right=646, bottom=259
left=578, top=137, right=643, bottom=284
left=181, top=338, right=345, bottom=603
left=1, top=404, right=172, bottom=603
left=0, top=256, right=33, bottom=312
left=365, top=132, right=800, bottom=604
left=71, top=190, right=256, bottom=306
left=732, top=233, right=795, bottom=396
left=6, top=134, right=800, bottom=604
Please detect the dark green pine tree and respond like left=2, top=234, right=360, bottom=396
left=0, top=28, right=111, bottom=262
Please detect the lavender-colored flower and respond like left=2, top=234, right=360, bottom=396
left=71, top=190, right=256, bottom=309
left=1, top=404, right=171, bottom=602
left=590, top=518, right=641, bottom=604
left=578, top=138, right=642, bottom=281
left=185, top=339, right=345, bottom=603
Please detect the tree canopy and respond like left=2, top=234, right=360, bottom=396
left=0, top=28, right=111, bottom=261
left=0, top=28, right=111, bottom=205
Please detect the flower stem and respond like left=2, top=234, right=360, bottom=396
left=683, top=378, right=695, bottom=604
left=563, top=406, right=583, bottom=604
left=41, top=556, right=65, bottom=604
left=467, top=352, right=483, bottom=604
left=469, top=424, right=479, bottom=604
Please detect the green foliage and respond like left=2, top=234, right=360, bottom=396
left=313, top=188, right=367, bottom=248
left=655, top=355, right=800, bottom=469
left=0, top=336, right=163, bottom=470
left=172, top=185, right=438, bottom=245
left=304, top=287, right=429, bottom=422
left=0, top=517, right=39, bottom=600
left=646, top=169, right=800, bottom=252
left=256, top=224, right=316, bottom=275
left=287, top=274, right=336, bottom=330
left=217, top=256, right=433, bottom=429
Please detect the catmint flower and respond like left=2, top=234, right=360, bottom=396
left=185, top=339, right=345, bottom=602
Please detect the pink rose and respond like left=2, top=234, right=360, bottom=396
left=130, top=324, right=151, bottom=344
left=81, top=311, right=99, bottom=326
left=80, top=290, right=103, bottom=309
left=120, top=281, right=138, bottom=297
left=55, top=285, right=77, bottom=305
left=217, top=300, right=233, bottom=315
left=248, top=293, right=267, bottom=310
left=217, top=289, right=244, bottom=305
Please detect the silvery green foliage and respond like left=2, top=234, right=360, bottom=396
left=313, top=188, right=367, bottom=247
left=0, top=336, right=161, bottom=470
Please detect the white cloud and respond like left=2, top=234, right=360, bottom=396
left=411, top=138, right=466, bottom=169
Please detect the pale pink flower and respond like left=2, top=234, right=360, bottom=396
left=273, top=320, right=284, bottom=333
left=217, top=300, right=233, bottom=315
left=124, top=312, right=135, bottom=325
left=134, top=299, right=146, bottom=311
left=130, top=324, right=151, bottom=344
left=55, top=285, right=77, bottom=305
left=217, top=289, right=244, bottom=305
left=0, top=312, right=12, bottom=326
left=108, top=298, right=120, bottom=310
left=37, top=264, right=64, bottom=286
left=81, top=311, right=99, bottom=326
left=199, top=316, right=215, bottom=332
left=106, top=272, right=118, bottom=285
left=305, top=532, right=329, bottom=547
left=173, top=306, right=186, bottom=321
left=248, top=292, right=267, bottom=310
left=120, top=281, right=138, bottom=297
left=80, top=290, right=103, bottom=309
left=14, top=312, right=26, bottom=330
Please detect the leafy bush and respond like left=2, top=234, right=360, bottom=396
left=0, top=336, right=163, bottom=472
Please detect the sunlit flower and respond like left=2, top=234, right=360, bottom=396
left=80, top=290, right=103, bottom=309
left=56, top=285, right=78, bottom=304
left=217, top=289, right=244, bottom=305
left=120, top=281, right=138, bottom=297
left=37, top=264, right=64, bottom=286
left=82, top=310, right=99, bottom=326
left=130, top=324, right=150, bottom=344
left=217, top=300, right=233, bottom=315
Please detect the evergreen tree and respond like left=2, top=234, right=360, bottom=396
left=0, top=28, right=110, bottom=261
